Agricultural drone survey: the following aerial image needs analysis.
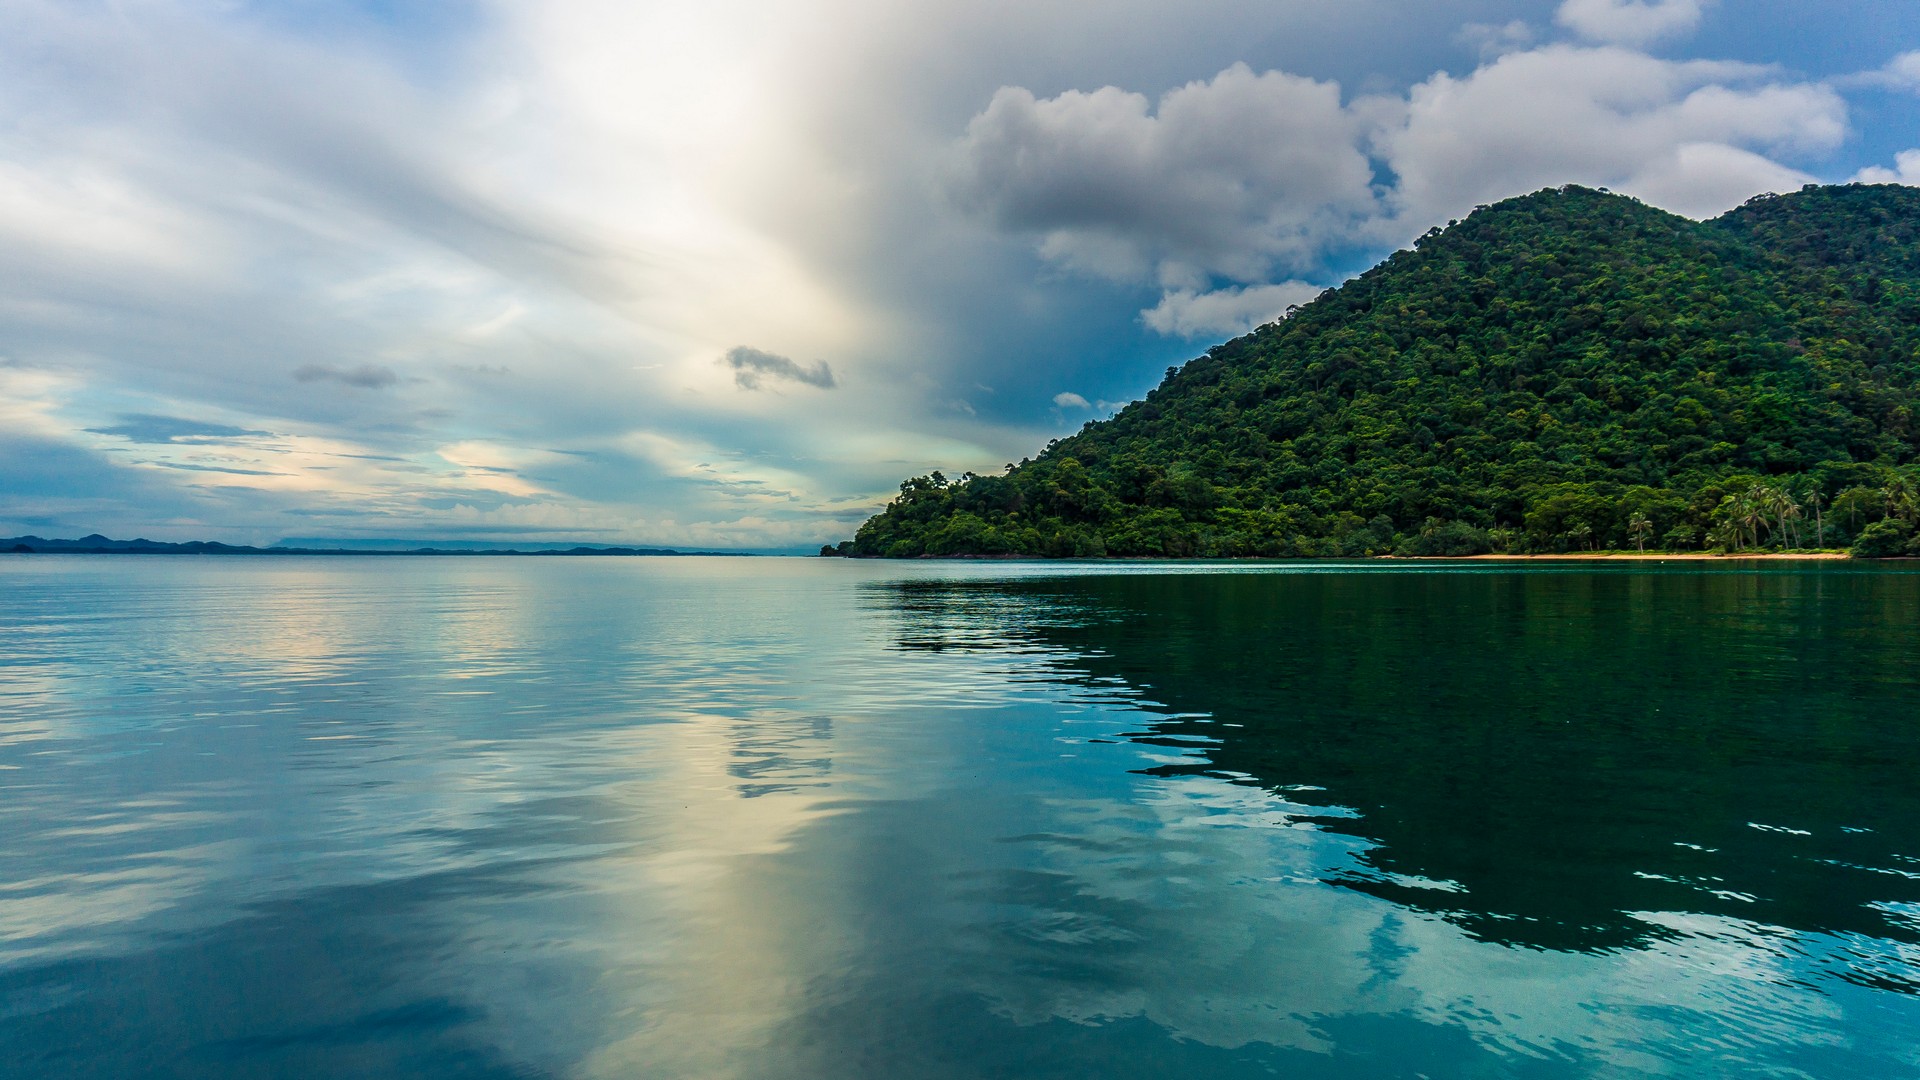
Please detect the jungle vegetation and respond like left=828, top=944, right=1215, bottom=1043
left=835, top=184, right=1920, bottom=559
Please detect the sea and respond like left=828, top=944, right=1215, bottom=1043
left=2, top=555, right=1917, bottom=1078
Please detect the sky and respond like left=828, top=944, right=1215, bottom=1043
left=1, top=0, right=1917, bottom=550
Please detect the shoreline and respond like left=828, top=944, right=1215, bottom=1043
left=876, top=550, right=1866, bottom=562
left=1457, top=552, right=1851, bottom=561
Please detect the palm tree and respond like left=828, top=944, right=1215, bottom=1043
left=1746, top=482, right=1792, bottom=548
left=1713, top=494, right=1745, bottom=552
left=1736, top=489, right=1766, bottom=550
left=1779, top=494, right=1804, bottom=549
left=1795, top=482, right=1827, bottom=548
left=1568, top=522, right=1594, bottom=551
left=1628, top=511, right=1653, bottom=553
left=1885, top=473, right=1918, bottom=524
left=1760, top=484, right=1801, bottom=549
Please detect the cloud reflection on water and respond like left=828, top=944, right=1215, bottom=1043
left=0, top=558, right=1917, bottom=1078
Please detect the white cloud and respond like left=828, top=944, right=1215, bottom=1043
left=1052, top=391, right=1091, bottom=410
left=1853, top=150, right=1920, bottom=186
left=1628, top=142, right=1815, bottom=217
left=1141, top=281, right=1324, bottom=338
left=952, top=64, right=1378, bottom=285
left=959, top=40, right=1848, bottom=348
left=1379, top=46, right=1846, bottom=228
left=1555, top=0, right=1712, bottom=46
left=1841, top=51, right=1920, bottom=93
left=1880, top=51, right=1920, bottom=91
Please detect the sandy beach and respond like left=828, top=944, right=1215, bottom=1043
left=1462, top=552, right=1852, bottom=561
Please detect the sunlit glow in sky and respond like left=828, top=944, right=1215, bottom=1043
left=1, top=0, right=1916, bottom=548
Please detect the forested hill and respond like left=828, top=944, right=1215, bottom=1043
left=840, top=183, right=1920, bottom=558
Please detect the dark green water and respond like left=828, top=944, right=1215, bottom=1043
left=1, top=557, right=1917, bottom=1078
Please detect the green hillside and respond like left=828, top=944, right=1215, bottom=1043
left=839, top=184, right=1920, bottom=558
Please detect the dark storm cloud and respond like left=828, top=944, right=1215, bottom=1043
left=723, top=347, right=837, bottom=391
left=86, top=414, right=268, bottom=444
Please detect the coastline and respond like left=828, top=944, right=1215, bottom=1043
left=876, top=550, right=1864, bottom=562
left=1459, top=551, right=1851, bottom=561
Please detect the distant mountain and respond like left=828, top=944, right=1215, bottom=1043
left=0, top=534, right=741, bottom=556
left=841, top=184, right=1920, bottom=558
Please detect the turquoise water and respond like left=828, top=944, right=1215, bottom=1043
left=1, top=556, right=1917, bottom=1078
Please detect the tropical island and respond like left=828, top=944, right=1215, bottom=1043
left=830, top=184, right=1920, bottom=560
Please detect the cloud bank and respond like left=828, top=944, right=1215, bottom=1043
left=956, top=39, right=1852, bottom=330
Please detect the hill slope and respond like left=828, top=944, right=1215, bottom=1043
left=842, top=184, right=1920, bottom=558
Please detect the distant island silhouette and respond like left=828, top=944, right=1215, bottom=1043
left=1, top=534, right=748, bottom=557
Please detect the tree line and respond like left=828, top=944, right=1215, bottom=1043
left=825, top=463, right=1920, bottom=558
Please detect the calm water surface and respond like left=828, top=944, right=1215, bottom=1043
left=2, top=556, right=1918, bottom=1078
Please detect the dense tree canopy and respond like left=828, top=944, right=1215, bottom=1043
left=838, top=184, right=1920, bottom=558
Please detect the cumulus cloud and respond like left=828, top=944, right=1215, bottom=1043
left=293, top=364, right=401, bottom=389
left=952, top=63, right=1378, bottom=285
left=1378, top=46, right=1846, bottom=230
left=1555, top=0, right=1711, bottom=46
left=1854, top=150, right=1920, bottom=186
left=1627, top=142, right=1816, bottom=217
left=960, top=42, right=1848, bottom=347
left=1141, top=281, right=1324, bottom=338
left=1881, top=51, right=1920, bottom=91
left=723, top=347, right=837, bottom=391
left=1888, top=52, right=1920, bottom=90
left=1052, top=391, right=1091, bottom=409
left=85, top=414, right=267, bottom=444
left=1842, top=51, right=1920, bottom=93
